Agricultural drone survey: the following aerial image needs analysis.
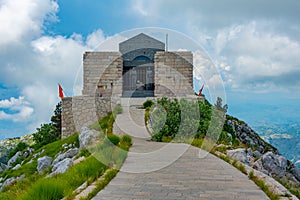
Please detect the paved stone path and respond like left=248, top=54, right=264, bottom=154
left=93, top=99, right=269, bottom=200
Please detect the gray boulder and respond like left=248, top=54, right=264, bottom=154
left=23, top=147, right=34, bottom=158
left=253, top=152, right=287, bottom=177
left=227, top=120, right=235, bottom=131
left=51, top=158, right=73, bottom=175
left=7, top=151, right=22, bottom=167
left=79, top=127, right=97, bottom=149
left=226, top=148, right=249, bottom=165
left=253, top=150, right=262, bottom=158
left=0, top=174, right=25, bottom=192
left=247, top=148, right=253, bottom=157
left=53, top=148, right=79, bottom=166
left=12, top=164, right=21, bottom=170
left=291, top=166, right=300, bottom=181
left=37, top=156, right=52, bottom=174
left=33, top=149, right=44, bottom=158
left=23, top=151, right=29, bottom=158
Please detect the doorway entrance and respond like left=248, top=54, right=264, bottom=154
left=122, top=65, right=154, bottom=97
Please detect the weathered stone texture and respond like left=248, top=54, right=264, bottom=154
left=82, top=52, right=122, bottom=97
left=62, top=97, right=75, bottom=138
left=62, top=96, right=114, bottom=139
left=154, top=51, right=194, bottom=97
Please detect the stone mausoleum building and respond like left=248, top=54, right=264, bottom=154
left=62, top=33, right=195, bottom=138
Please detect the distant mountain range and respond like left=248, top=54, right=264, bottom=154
left=228, top=98, right=300, bottom=167
left=251, top=122, right=300, bottom=167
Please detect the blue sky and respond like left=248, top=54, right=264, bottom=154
left=0, top=0, right=300, bottom=139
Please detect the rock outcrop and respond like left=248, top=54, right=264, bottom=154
left=52, top=148, right=79, bottom=166
left=51, top=158, right=73, bottom=175
left=226, top=117, right=300, bottom=188
left=7, top=151, right=22, bottom=168
left=37, top=156, right=52, bottom=174
left=0, top=174, right=25, bottom=192
left=227, top=118, right=278, bottom=154
left=226, top=148, right=249, bottom=165
left=79, top=127, right=97, bottom=149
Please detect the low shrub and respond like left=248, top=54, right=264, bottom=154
left=107, top=134, right=120, bottom=146
left=143, top=100, right=154, bottom=109
left=120, top=135, right=132, bottom=146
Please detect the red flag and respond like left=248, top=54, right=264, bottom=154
left=198, top=84, right=204, bottom=96
left=58, top=84, right=64, bottom=99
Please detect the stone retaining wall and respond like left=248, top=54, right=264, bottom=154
left=62, top=96, right=114, bottom=139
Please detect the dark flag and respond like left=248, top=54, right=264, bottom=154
left=198, top=84, right=204, bottom=96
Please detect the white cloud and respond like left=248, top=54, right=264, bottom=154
left=127, top=0, right=300, bottom=93
left=131, top=0, right=149, bottom=16
left=0, top=0, right=58, bottom=46
left=0, top=96, right=26, bottom=108
left=0, top=96, right=33, bottom=122
left=213, top=22, right=300, bottom=92
left=86, top=29, right=105, bottom=49
left=0, top=1, right=107, bottom=136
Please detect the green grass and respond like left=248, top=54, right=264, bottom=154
left=276, top=178, right=300, bottom=198
left=0, top=108, right=132, bottom=200
left=78, top=147, right=91, bottom=157
left=0, top=134, right=79, bottom=180
left=232, top=160, right=247, bottom=175
left=0, top=104, right=131, bottom=200
left=1, top=160, right=37, bottom=179
left=81, top=169, right=118, bottom=200
left=120, top=135, right=132, bottom=146
left=1, top=134, right=131, bottom=200
left=219, top=155, right=231, bottom=163
left=213, top=145, right=228, bottom=154
left=249, top=174, right=280, bottom=200
left=0, top=174, right=43, bottom=199
left=113, top=104, right=123, bottom=115
left=21, top=178, right=66, bottom=200
left=37, top=133, right=79, bottom=158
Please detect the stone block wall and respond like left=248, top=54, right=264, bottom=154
left=62, top=96, right=114, bottom=139
left=61, top=97, right=75, bottom=138
left=82, top=52, right=122, bottom=97
left=154, top=51, right=194, bottom=97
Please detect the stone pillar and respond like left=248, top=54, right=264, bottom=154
left=61, top=97, right=75, bottom=139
